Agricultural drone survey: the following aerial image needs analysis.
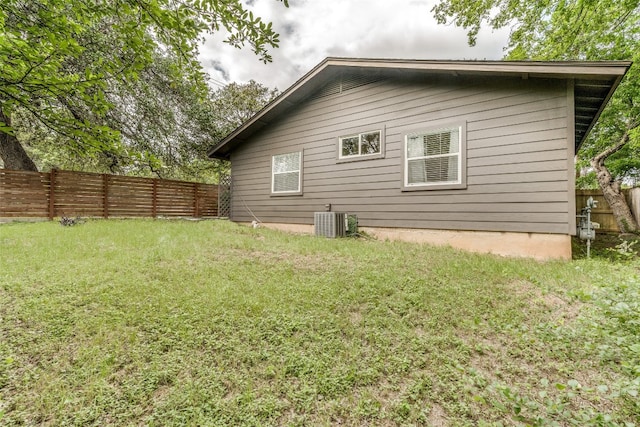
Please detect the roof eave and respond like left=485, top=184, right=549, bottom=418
left=321, top=57, right=631, bottom=78
left=207, top=57, right=632, bottom=159
left=575, top=72, right=629, bottom=150
left=207, top=58, right=334, bottom=159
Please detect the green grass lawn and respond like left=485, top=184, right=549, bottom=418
left=0, top=219, right=638, bottom=426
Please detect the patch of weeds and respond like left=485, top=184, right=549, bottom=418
left=354, top=394, right=382, bottom=420
left=486, top=272, right=640, bottom=425
left=59, top=216, right=86, bottom=226
left=488, top=380, right=627, bottom=426
left=573, top=232, right=640, bottom=261
left=606, top=238, right=638, bottom=261
left=346, top=214, right=358, bottom=237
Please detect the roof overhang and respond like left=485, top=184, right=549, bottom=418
left=208, top=57, right=631, bottom=159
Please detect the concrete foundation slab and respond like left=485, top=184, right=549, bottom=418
left=244, top=222, right=572, bottom=261
left=360, top=227, right=571, bottom=260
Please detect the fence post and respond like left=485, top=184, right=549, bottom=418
left=102, top=174, right=109, bottom=218
left=48, top=169, right=57, bottom=220
left=152, top=179, right=158, bottom=219
left=194, top=183, right=200, bottom=218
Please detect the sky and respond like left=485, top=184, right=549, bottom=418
left=198, top=0, right=511, bottom=91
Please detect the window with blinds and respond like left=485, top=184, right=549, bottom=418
left=405, top=127, right=462, bottom=187
left=272, top=151, right=302, bottom=194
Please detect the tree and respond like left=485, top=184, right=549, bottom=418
left=433, top=0, right=640, bottom=232
left=154, top=79, right=279, bottom=181
left=210, top=80, right=279, bottom=136
left=12, top=48, right=221, bottom=181
left=12, top=71, right=278, bottom=183
left=0, top=0, right=287, bottom=172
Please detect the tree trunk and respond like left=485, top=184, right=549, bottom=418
left=590, top=127, right=639, bottom=233
left=0, top=109, right=38, bottom=171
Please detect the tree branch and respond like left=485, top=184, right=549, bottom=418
left=592, top=120, right=639, bottom=167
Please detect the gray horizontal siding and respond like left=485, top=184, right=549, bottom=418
left=239, top=80, right=561, bottom=142
left=230, top=75, right=571, bottom=234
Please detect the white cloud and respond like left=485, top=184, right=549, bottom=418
left=198, top=0, right=511, bottom=91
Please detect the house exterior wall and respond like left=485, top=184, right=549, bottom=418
left=230, top=75, right=572, bottom=235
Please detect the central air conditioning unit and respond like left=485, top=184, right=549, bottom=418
left=314, top=212, right=347, bottom=238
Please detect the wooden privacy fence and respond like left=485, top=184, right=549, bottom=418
left=0, top=169, right=219, bottom=219
left=575, top=188, right=639, bottom=233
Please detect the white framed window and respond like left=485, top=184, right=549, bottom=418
left=404, top=125, right=465, bottom=189
left=339, top=130, right=382, bottom=159
left=272, top=151, right=302, bottom=194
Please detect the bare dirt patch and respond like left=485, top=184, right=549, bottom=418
left=509, top=279, right=582, bottom=322
left=428, top=403, right=449, bottom=426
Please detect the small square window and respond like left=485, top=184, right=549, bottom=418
left=339, top=130, right=382, bottom=159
